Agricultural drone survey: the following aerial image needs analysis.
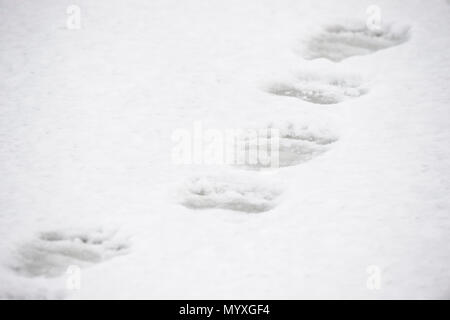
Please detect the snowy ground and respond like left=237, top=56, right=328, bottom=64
left=0, top=0, right=449, bottom=299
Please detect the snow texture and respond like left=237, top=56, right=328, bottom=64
left=0, top=0, right=449, bottom=299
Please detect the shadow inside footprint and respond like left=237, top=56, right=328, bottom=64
left=12, top=228, right=130, bottom=277
left=267, top=73, right=367, bottom=104
left=180, top=175, right=282, bottom=213
left=303, top=21, right=410, bottom=62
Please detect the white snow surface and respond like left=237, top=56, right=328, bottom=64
left=0, top=0, right=449, bottom=299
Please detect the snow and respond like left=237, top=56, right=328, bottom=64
left=0, top=0, right=449, bottom=299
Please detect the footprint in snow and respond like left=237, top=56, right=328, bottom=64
left=235, top=121, right=338, bottom=169
left=302, top=20, right=409, bottom=62
left=179, top=174, right=282, bottom=213
left=267, top=72, right=368, bottom=104
left=11, top=228, right=130, bottom=277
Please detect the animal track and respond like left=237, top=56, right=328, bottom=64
left=12, top=228, right=129, bottom=277
left=267, top=72, right=367, bottom=104
left=303, top=20, right=409, bottom=61
left=236, top=121, right=338, bottom=169
left=180, top=174, right=282, bottom=213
